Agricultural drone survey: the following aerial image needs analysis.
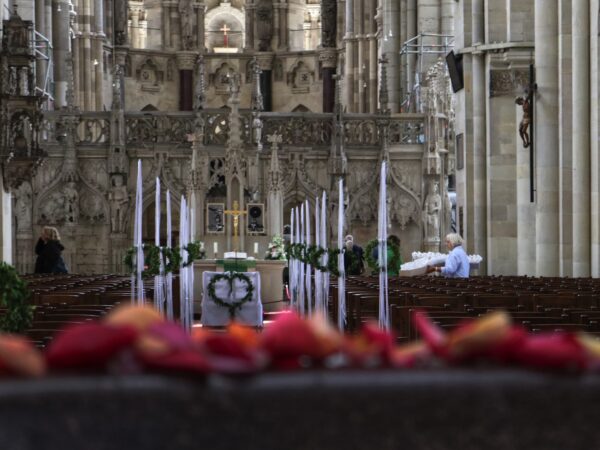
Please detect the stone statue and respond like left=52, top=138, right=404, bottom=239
left=113, top=0, right=128, bottom=45
left=179, top=0, right=194, bottom=50
left=194, top=55, right=205, bottom=111
left=515, top=95, right=531, bottom=148
left=424, top=181, right=441, bottom=241
left=108, top=174, right=129, bottom=233
left=14, top=181, right=32, bottom=231
left=63, top=182, right=79, bottom=224
left=255, top=0, right=273, bottom=51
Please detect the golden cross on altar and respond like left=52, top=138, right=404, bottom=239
left=220, top=23, right=231, bottom=47
left=224, top=200, right=246, bottom=252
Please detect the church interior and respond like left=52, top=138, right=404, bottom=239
left=1, top=0, right=600, bottom=448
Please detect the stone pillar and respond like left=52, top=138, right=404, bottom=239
left=278, top=0, right=288, bottom=50
left=196, top=1, right=205, bottom=51
left=558, top=1, right=573, bottom=276
left=344, top=0, right=354, bottom=110
left=534, top=0, right=559, bottom=275
left=113, top=0, right=128, bottom=45
left=319, top=48, right=337, bottom=113
left=441, top=0, right=454, bottom=36
left=163, top=1, right=171, bottom=48
left=272, top=3, right=280, bottom=49
left=130, top=9, right=140, bottom=48
left=417, top=0, right=440, bottom=73
left=256, top=53, right=273, bottom=111
left=383, top=0, right=400, bottom=112
left=368, top=34, right=377, bottom=113
left=93, top=0, right=105, bottom=111
left=52, top=0, right=71, bottom=107
left=572, top=0, right=591, bottom=276
left=406, top=0, right=416, bottom=108
left=468, top=0, right=487, bottom=271
left=177, top=51, right=196, bottom=111
left=591, top=0, right=600, bottom=276
left=245, top=0, right=255, bottom=51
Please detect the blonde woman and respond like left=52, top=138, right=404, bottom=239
left=34, top=226, right=68, bottom=274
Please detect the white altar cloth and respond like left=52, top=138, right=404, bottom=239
left=201, top=271, right=263, bottom=327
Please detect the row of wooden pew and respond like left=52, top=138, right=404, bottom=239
left=334, top=275, right=600, bottom=341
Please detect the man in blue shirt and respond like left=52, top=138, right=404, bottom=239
left=426, top=233, right=470, bottom=278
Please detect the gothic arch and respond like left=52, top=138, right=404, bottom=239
left=205, top=3, right=245, bottom=51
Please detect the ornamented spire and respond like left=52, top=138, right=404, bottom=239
left=193, top=54, right=206, bottom=112
left=267, top=133, right=283, bottom=192
left=250, top=57, right=263, bottom=112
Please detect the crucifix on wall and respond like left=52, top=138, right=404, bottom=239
left=220, top=23, right=231, bottom=47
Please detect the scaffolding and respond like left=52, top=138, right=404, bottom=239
left=33, top=30, right=54, bottom=108
left=399, top=33, right=453, bottom=113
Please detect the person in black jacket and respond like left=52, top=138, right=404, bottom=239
left=34, top=226, right=68, bottom=274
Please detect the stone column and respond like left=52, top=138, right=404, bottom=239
left=52, top=0, right=71, bottom=107
left=256, top=53, right=273, bottom=111
left=534, top=0, right=559, bottom=276
left=417, top=0, right=440, bottom=73
left=162, top=1, right=171, bottom=48
left=272, top=3, right=280, bottom=49
left=93, top=0, right=105, bottom=111
left=319, top=48, right=337, bottom=112
left=591, top=0, right=600, bottom=276
left=196, top=1, right=205, bottom=51
left=278, top=0, right=288, bottom=50
left=469, top=0, right=487, bottom=271
left=177, top=51, right=196, bottom=111
left=130, top=9, right=140, bottom=48
left=406, top=0, right=416, bottom=109
left=558, top=1, right=573, bottom=276
left=572, top=0, right=590, bottom=276
left=368, top=34, right=377, bottom=113
left=384, top=0, right=400, bottom=112
left=441, top=0, right=454, bottom=36
left=245, top=0, right=255, bottom=51
left=344, top=0, right=354, bottom=110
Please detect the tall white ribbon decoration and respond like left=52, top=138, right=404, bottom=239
left=289, top=209, right=296, bottom=307
left=305, top=200, right=312, bottom=316
left=314, top=197, right=322, bottom=316
left=321, top=191, right=329, bottom=318
left=337, top=179, right=346, bottom=331
left=294, top=206, right=301, bottom=312
left=166, top=190, right=174, bottom=321
left=154, top=178, right=164, bottom=314
left=187, top=203, right=195, bottom=330
left=299, top=202, right=306, bottom=316
left=378, top=162, right=390, bottom=330
left=180, top=197, right=191, bottom=331
left=132, top=160, right=145, bottom=305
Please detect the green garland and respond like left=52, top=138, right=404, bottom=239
left=286, top=243, right=343, bottom=277
left=124, top=241, right=206, bottom=276
left=364, top=238, right=402, bottom=274
left=0, top=262, right=33, bottom=333
left=206, top=271, right=254, bottom=319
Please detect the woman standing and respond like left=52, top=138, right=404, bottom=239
left=34, top=227, right=68, bottom=274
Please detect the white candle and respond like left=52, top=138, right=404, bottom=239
left=213, top=242, right=218, bottom=255
left=254, top=242, right=259, bottom=254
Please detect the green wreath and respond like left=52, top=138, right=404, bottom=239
left=124, top=241, right=206, bottom=276
left=206, top=271, right=254, bottom=319
left=364, top=238, right=402, bottom=274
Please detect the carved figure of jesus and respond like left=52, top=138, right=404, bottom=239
left=224, top=200, right=247, bottom=252
left=515, top=95, right=531, bottom=148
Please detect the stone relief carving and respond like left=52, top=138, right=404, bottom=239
left=136, top=58, right=163, bottom=92
left=490, top=69, right=529, bottom=98
left=38, top=182, right=80, bottom=224
left=63, top=182, right=79, bottom=224
left=80, top=189, right=107, bottom=224
left=389, top=161, right=421, bottom=194
left=33, top=160, right=61, bottom=194
left=389, top=191, right=419, bottom=230
left=14, top=180, right=32, bottom=231
left=80, top=160, right=108, bottom=192
left=287, top=60, right=313, bottom=93
left=211, top=63, right=237, bottom=95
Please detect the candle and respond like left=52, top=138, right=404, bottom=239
left=213, top=242, right=218, bottom=255
left=254, top=242, right=259, bottom=254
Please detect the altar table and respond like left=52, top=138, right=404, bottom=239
left=194, top=259, right=286, bottom=312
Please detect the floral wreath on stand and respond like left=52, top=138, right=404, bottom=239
left=206, top=272, right=254, bottom=319
left=264, top=235, right=287, bottom=260
left=364, top=238, right=402, bottom=274
left=124, top=241, right=206, bottom=277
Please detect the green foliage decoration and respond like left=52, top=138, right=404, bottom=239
left=0, top=262, right=33, bottom=333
